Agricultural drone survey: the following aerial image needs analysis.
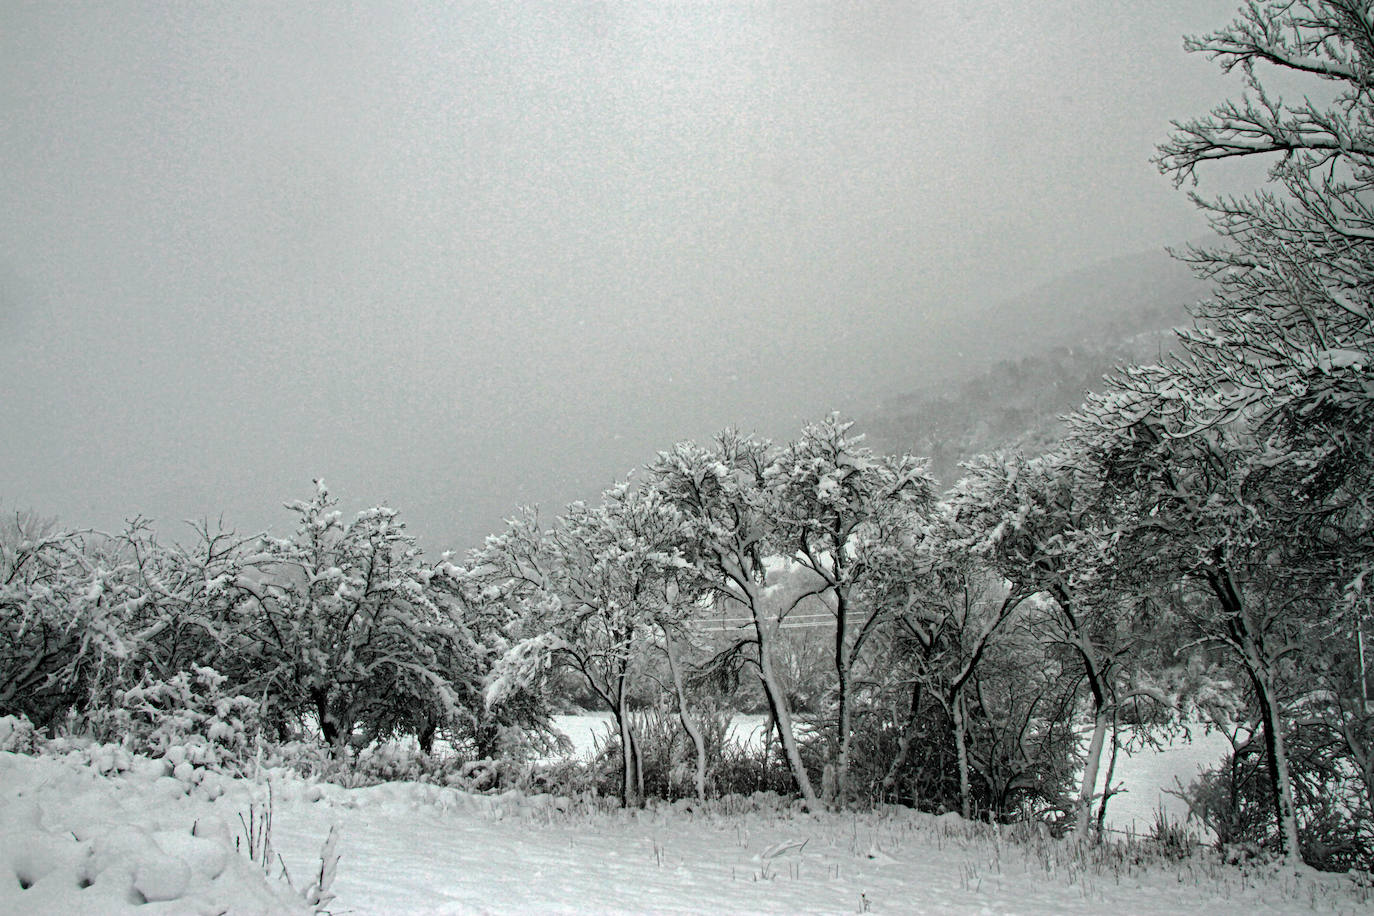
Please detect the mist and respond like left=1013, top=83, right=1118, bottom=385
left=1, top=1, right=1247, bottom=551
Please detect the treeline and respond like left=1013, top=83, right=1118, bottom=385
left=0, top=492, right=543, bottom=759
left=2, top=378, right=1369, bottom=867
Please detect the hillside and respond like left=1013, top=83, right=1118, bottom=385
left=859, top=245, right=1211, bottom=487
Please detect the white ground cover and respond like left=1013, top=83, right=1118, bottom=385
left=0, top=749, right=309, bottom=914
left=4, top=735, right=1369, bottom=915
left=1093, top=728, right=1234, bottom=839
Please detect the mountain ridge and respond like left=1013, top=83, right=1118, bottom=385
left=856, top=242, right=1213, bottom=487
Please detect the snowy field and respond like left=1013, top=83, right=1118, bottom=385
left=548, top=712, right=774, bottom=758
left=3, top=722, right=1365, bottom=915
left=1093, top=729, right=1233, bottom=838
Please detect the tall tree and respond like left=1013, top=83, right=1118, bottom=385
left=1072, top=0, right=1374, bottom=866
left=478, top=482, right=691, bottom=806
left=648, top=431, right=820, bottom=810
left=861, top=497, right=1028, bottom=817
left=766, top=414, right=936, bottom=805
left=1072, top=368, right=1309, bottom=861
left=948, top=451, right=1129, bottom=838
left=1157, top=0, right=1374, bottom=677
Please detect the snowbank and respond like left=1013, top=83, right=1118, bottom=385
left=0, top=750, right=308, bottom=914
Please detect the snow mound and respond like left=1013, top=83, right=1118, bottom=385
left=0, top=751, right=308, bottom=915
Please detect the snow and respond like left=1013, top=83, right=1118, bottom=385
left=0, top=751, right=308, bottom=914
left=549, top=713, right=771, bottom=759
left=1095, top=730, right=1233, bottom=839
left=3, top=733, right=1368, bottom=915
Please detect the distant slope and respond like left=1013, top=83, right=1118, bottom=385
left=859, top=244, right=1211, bottom=487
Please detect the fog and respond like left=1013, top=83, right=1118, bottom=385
left=2, top=1, right=1246, bottom=551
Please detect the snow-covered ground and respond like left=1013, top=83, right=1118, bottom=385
left=4, top=723, right=1366, bottom=915
left=549, top=712, right=773, bottom=758
left=1093, top=729, right=1233, bottom=839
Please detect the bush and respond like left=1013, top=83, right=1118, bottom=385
left=1175, top=745, right=1374, bottom=873
left=1149, top=804, right=1200, bottom=861
left=0, top=713, right=36, bottom=753
left=629, top=701, right=737, bottom=800
left=86, top=667, right=261, bottom=772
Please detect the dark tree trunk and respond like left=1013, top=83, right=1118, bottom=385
left=418, top=718, right=438, bottom=755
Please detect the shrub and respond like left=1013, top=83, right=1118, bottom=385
left=1149, top=803, right=1200, bottom=861
left=0, top=713, right=36, bottom=753
left=87, top=666, right=261, bottom=772
left=1174, top=745, right=1374, bottom=873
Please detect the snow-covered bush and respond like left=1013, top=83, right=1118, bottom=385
left=0, top=526, right=143, bottom=730
left=0, top=715, right=36, bottom=754
left=87, top=667, right=261, bottom=772
left=352, top=742, right=471, bottom=787
left=252, top=482, right=491, bottom=753
left=258, top=740, right=342, bottom=782
left=710, top=742, right=800, bottom=799
left=1175, top=743, right=1373, bottom=873
left=530, top=747, right=619, bottom=800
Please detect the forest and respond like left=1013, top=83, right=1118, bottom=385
left=2, top=0, right=1372, bottom=883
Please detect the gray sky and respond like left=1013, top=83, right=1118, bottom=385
left=2, top=1, right=1246, bottom=551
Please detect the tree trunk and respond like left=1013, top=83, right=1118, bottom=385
left=756, top=640, right=817, bottom=809
left=1095, top=710, right=1120, bottom=836
left=1053, top=585, right=1111, bottom=842
left=748, top=584, right=818, bottom=810
left=417, top=717, right=438, bottom=756
left=882, top=679, right=924, bottom=803
left=833, top=589, right=851, bottom=809
left=829, top=590, right=851, bottom=807
left=1214, top=570, right=1302, bottom=866
left=313, top=688, right=344, bottom=749
left=1246, top=639, right=1302, bottom=866
left=1076, top=706, right=1110, bottom=840
left=665, top=633, right=708, bottom=802
left=953, top=690, right=971, bottom=819
left=615, top=682, right=642, bottom=808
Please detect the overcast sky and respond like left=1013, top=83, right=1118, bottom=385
left=2, top=1, right=1250, bottom=551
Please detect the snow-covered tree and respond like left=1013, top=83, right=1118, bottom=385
left=947, top=454, right=1091, bottom=829
left=114, top=521, right=264, bottom=688
left=766, top=414, right=936, bottom=804
left=422, top=553, right=546, bottom=759
left=0, top=521, right=144, bottom=727
left=1071, top=370, right=1312, bottom=860
left=251, top=481, right=473, bottom=750
left=477, top=481, right=693, bottom=806
left=647, top=431, right=821, bottom=809
left=946, top=451, right=1150, bottom=838
left=1053, top=0, right=1374, bottom=865
left=883, top=505, right=1034, bottom=818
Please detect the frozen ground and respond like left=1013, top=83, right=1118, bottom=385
left=3, top=726, right=1364, bottom=915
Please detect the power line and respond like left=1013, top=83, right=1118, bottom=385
left=682, top=613, right=834, bottom=626
left=687, top=620, right=837, bottom=633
